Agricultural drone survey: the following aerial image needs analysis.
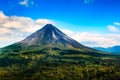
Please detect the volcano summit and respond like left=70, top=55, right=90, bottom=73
left=1, top=24, right=100, bottom=54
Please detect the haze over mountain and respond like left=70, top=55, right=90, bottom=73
left=1, top=24, right=100, bottom=54
left=94, top=46, right=120, bottom=54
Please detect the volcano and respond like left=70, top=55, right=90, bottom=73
left=1, top=24, right=100, bottom=54
left=20, top=24, right=86, bottom=48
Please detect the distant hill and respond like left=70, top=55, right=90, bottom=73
left=93, top=46, right=120, bottom=54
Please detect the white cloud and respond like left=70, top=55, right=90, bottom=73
left=0, top=11, right=54, bottom=47
left=0, top=11, right=8, bottom=19
left=114, top=22, right=120, bottom=26
left=19, top=0, right=28, bottom=7
left=0, top=11, right=120, bottom=48
left=19, top=0, right=34, bottom=7
left=62, top=29, right=120, bottom=47
left=36, top=19, right=55, bottom=25
left=108, top=25, right=119, bottom=32
left=0, top=28, right=12, bottom=35
left=62, top=29, right=74, bottom=35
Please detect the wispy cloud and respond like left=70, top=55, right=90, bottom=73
left=108, top=25, right=119, bottom=32
left=19, top=0, right=34, bottom=7
left=114, top=22, right=120, bottom=26
left=83, top=0, right=94, bottom=3
left=107, top=22, right=120, bottom=33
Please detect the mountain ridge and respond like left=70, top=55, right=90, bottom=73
left=93, top=45, right=120, bottom=54
left=1, top=24, right=101, bottom=54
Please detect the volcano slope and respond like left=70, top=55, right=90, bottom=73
left=0, top=24, right=120, bottom=80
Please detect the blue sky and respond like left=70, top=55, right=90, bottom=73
left=1, top=0, right=120, bottom=27
left=0, top=0, right=120, bottom=47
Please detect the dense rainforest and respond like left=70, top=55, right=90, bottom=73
left=0, top=49, right=120, bottom=80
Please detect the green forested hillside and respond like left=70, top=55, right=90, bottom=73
left=0, top=48, right=120, bottom=80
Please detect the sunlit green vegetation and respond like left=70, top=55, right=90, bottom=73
left=0, top=48, right=120, bottom=80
